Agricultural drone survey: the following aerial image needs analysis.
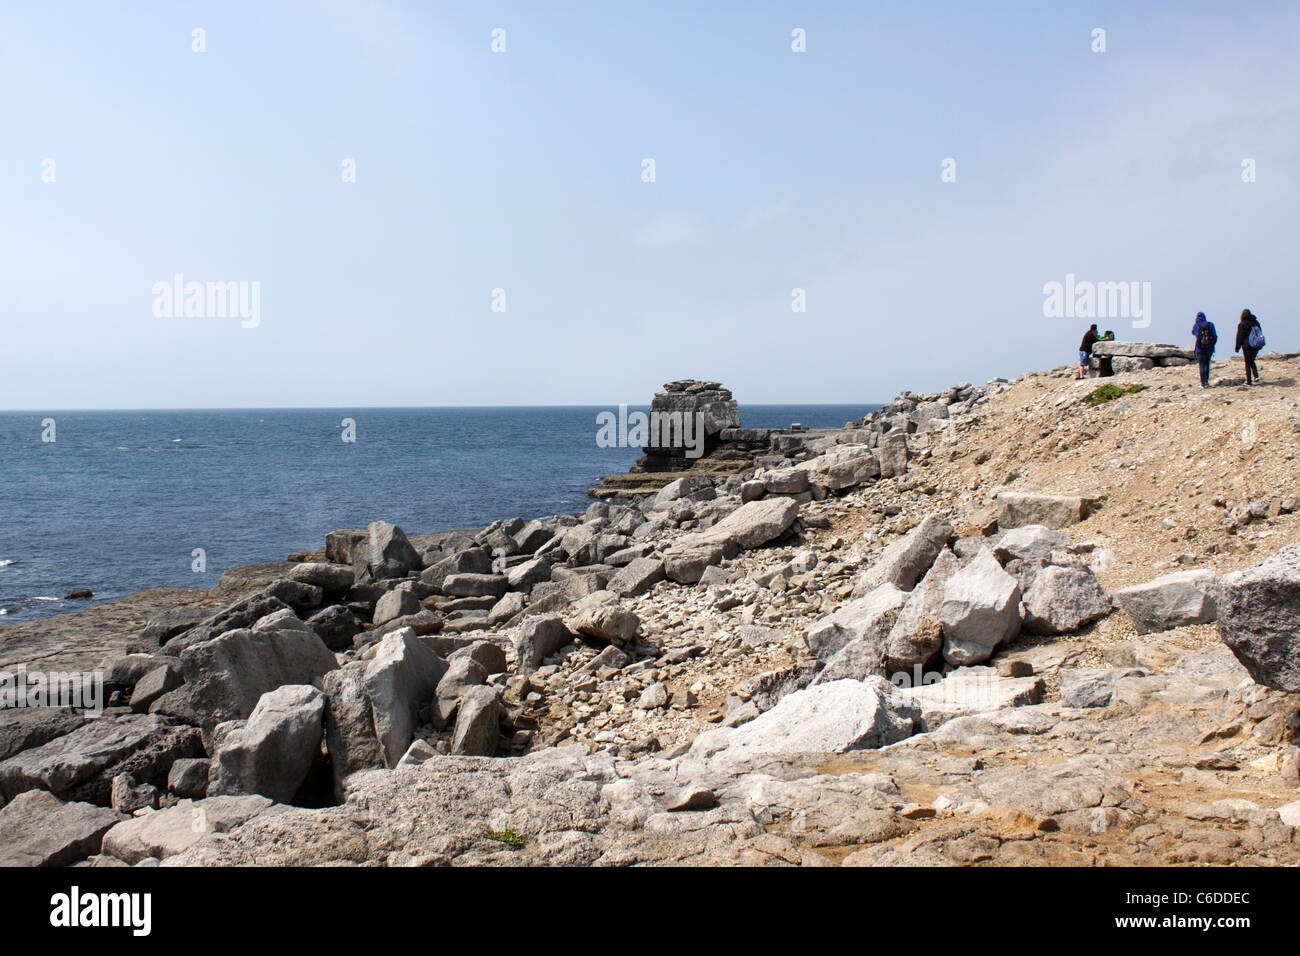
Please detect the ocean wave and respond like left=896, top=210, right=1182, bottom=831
left=32, top=596, right=59, bottom=602
left=0, top=559, right=13, bottom=568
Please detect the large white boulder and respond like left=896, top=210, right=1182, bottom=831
left=208, top=684, right=325, bottom=803
left=941, top=548, right=1022, bottom=666
left=688, top=678, right=921, bottom=764
left=805, top=583, right=908, bottom=663
left=853, top=515, right=952, bottom=596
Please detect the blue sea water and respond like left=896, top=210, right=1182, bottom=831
left=0, top=404, right=876, bottom=624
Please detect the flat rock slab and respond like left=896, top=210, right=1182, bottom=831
left=101, top=795, right=278, bottom=864
left=664, top=498, right=800, bottom=583
left=1092, top=341, right=1194, bottom=360
left=0, top=713, right=198, bottom=803
left=163, top=748, right=616, bottom=866
left=0, top=587, right=211, bottom=673
left=996, top=491, right=1097, bottom=530
left=689, top=678, right=921, bottom=766
left=854, top=515, right=952, bottom=595
left=1113, top=569, right=1217, bottom=635
left=0, top=708, right=87, bottom=762
left=805, top=583, right=907, bottom=663
left=0, top=789, right=122, bottom=866
left=901, top=669, right=1045, bottom=729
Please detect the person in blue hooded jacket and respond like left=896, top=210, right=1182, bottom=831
left=1191, top=312, right=1217, bottom=388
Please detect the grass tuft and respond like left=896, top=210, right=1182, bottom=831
left=1085, top=382, right=1146, bottom=406
left=485, top=826, right=525, bottom=849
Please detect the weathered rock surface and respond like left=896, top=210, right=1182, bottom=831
left=175, top=611, right=337, bottom=729
left=805, top=583, right=908, bottom=663
left=691, top=678, right=921, bottom=765
left=900, top=669, right=1044, bottom=730
left=208, top=684, right=326, bottom=803
left=362, top=628, right=449, bottom=767
left=993, top=525, right=1070, bottom=565
left=940, top=548, right=1022, bottom=666
left=878, top=430, right=909, bottom=478
left=288, top=562, right=354, bottom=593
left=513, top=616, right=575, bottom=674
left=854, top=515, right=952, bottom=595
left=1113, top=569, right=1218, bottom=634
left=167, top=757, right=210, bottom=799
left=102, top=795, right=277, bottom=864
left=451, top=685, right=501, bottom=756
left=322, top=662, right=385, bottom=798
left=0, top=714, right=200, bottom=805
left=883, top=548, right=962, bottom=675
left=1021, top=565, right=1112, bottom=634
left=305, top=604, right=362, bottom=650
left=0, top=790, right=122, bottom=866
left=0, top=708, right=86, bottom=762
left=569, top=591, right=641, bottom=644
left=664, top=498, right=800, bottom=583
left=353, top=521, right=423, bottom=584
left=1213, top=544, right=1300, bottom=691
left=996, top=491, right=1096, bottom=530
left=607, top=557, right=666, bottom=598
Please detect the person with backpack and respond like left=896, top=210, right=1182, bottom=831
left=1235, top=308, right=1265, bottom=385
left=1076, top=323, right=1099, bottom=379
left=1097, top=330, right=1116, bottom=377
left=1192, top=312, right=1217, bottom=388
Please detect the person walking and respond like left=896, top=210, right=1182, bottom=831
left=1192, top=312, right=1217, bottom=388
left=1077, top=323, right=1099, bottom=379
left=1235, top=308, right=1264, bottom=385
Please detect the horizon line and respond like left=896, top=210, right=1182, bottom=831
left=0, top=401, right=885, bottom=414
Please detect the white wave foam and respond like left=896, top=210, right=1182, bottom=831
left=0, top=559, right=13, bottom=568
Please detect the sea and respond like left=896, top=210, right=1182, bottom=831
left=0, top=404, right=877, bottom=624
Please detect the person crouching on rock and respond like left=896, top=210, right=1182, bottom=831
left=1077, top=323, right=1099, bottom=379
left=1235, top=308, right=1263, bottom=385
left=1097, top=330, right=1116, bottom=377
left=1192, top=311, right=1217, bottom=388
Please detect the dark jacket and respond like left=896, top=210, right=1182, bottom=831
left=1236, top=315, right=1261, bottom=353
left=1079, top=328, right=1099, bottom=354
left=1193, top=317, right=1217, bottom=356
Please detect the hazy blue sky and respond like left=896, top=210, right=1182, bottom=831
left=2, top=1, right=1296, bottom=409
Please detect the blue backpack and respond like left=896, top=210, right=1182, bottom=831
left=1248, top=325, right=1266, bottom=349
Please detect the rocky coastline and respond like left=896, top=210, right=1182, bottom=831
left=2, top=348, right=1300, bottom=867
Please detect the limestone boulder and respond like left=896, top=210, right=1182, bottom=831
left=1021, top=565, right=1112, bottom=635
left=0, top=790, right=122, bottom=867
left=1213, top=544, right=1300, bottom=691
left=1113, top=569, right=1217, bottom=635
left=208, top=685, right=326, bottom=803
left=353, top=520, right=423, bottom=584
left=940, top=548, right=1022, bottom=666
left=996, top=491, right=1096, bottom=530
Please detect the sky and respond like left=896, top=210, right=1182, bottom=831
left=1, top=1, right=1297, bottom=409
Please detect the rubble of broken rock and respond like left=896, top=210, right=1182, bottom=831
left=2, top=354, right=1300, bottom=866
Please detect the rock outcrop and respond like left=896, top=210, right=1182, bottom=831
left=7, top=354, right=1300, bottom=870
